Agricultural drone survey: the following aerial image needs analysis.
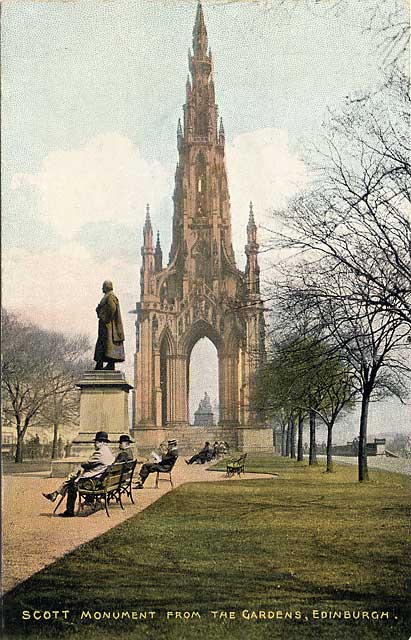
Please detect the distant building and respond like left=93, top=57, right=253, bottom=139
left=2, top=426, right=16, bottom=458
left=332, top=438, right=386, bottom=457
left=194, top=392, right=215, bottom=426
left=366, top=438, right=386, bottom=456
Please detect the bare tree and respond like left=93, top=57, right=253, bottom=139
left=271, top=0, right=409, bottom=67
left=264, top=69, right=410, bottom=480
left=305, top=353, right=356, bottom=472
left=281, top=268, right=410, bottom=480
left=38, top=335, right=92, bottom=459
left=268, top=71, right=410, bottom=328
left=1, top=310, right=91, bottom=463
left=2, top=311, right=53, bottom=462
left=318, top=282, right=409, bottom=481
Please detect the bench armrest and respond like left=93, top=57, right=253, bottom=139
left=77, top=477, right=105, bottom=492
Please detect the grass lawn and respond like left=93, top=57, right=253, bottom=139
left=2, top=457, right=410, bottom=640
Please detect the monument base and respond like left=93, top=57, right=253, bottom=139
left=72, top=370, right=133, bottom=457
left=236, top=424, right=274, bottom=453
left=132, top=423, right=273, bottom=455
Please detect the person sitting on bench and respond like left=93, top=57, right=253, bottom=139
left=185, top=441, right=211, bottom=465
left=134, top=439, right=178, bottom=488
left=42, top=430, right=115, bottom=517
left=114, top=434, right=135, bottom=463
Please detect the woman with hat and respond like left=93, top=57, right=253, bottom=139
left=134, top=439, right=178, bottom=489
left=42, top=430, right=115, bottom=517
left=115, top=434, right=135, bottom=463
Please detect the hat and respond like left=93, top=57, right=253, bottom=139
left=94, top=431, right=110, bottom=443
left=168, top=439, right=177, bottom=446
left=119, top=434, right=134, bottom=444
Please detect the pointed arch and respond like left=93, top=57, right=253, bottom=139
left=159, top=324, right=176, bottom=356
left=180, top=318, right=222, bottom=358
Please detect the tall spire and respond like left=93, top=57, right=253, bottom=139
left=183, top=2, right=217, bottom=145
left=170, top=0, right=231, bottom=274
left=247, top=201, right=257, bottom=244
left=193, top=1, right=208, bottom=57
left=154, top=230, right=163, bottom=272
left=140, top=204, right=155, bottom=297
left=177, top=118, right=183, bottom=135
left=143, top=203, right=153, bottom=249
left=245, top=201, right=260, bottom=295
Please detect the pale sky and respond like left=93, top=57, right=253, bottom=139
left=2, top=0, right=409, bottom=435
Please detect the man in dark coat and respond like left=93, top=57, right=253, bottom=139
left=185, top=441, right=211, bottom=465
left=94, top=280, right=125, bottom=370
left=115, top=434, right=135, bottom=463
left=134, top=440, right=178, bottom=488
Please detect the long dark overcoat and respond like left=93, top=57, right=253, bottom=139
left=94, top=291, right=125, bottom=363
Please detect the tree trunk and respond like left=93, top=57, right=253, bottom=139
left=51, top=422, right=59, bottom=460
left=281, top=423, right=286, bottom=456
left=290, top=416, right=296, bottom=459
left=15, top=431, right=24, bottom=463
left=285, top=420, right=291, bottom=457
left=358, top=390, right=371, bottom=482
left=297, top=412, right=304, bottom=462
left=326, top=423, right=334, bottom=472
left=309, top=409, right=318, bottom=466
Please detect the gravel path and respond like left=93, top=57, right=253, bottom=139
left=319, top=455, right=411, bottom=475
left=2, top=459, right=276, bottom=594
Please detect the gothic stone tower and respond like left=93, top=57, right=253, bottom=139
left=133, top=2, right=272, bottom=452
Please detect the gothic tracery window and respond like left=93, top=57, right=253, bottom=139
left=196, top=111, right=208, bottom=136
left=196, top=153, right=206, bottom=216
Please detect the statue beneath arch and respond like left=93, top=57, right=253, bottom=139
left=194, top=392, right=215, bottom=427
left=133, top=3, right=271, bottom=454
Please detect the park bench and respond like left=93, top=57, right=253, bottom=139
left=154, top=457, right=178, bottom=488
left=76, top=460, right=137, bottom=517
left=226, top=453, right=247, bottom=478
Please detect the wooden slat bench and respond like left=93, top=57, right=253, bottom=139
left=226, top=453, right=247, bottom=478
left=77, top=460, right=137, bottom=517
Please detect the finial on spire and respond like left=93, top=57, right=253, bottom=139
left=145, top=203, right=151, bottom=223
left=249, top=201, right=255, bottom=224
left=247, top=201, right=257, bottom=242
left=177, top=118, right=183, bottom=136
left=193, top=1, right=208, bottom=57
left=154, top=230, right=163, bottom=272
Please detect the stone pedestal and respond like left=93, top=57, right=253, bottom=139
left=72, top=370, right=133, bottom=457
left=237, top=424, right=274, bottom=453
